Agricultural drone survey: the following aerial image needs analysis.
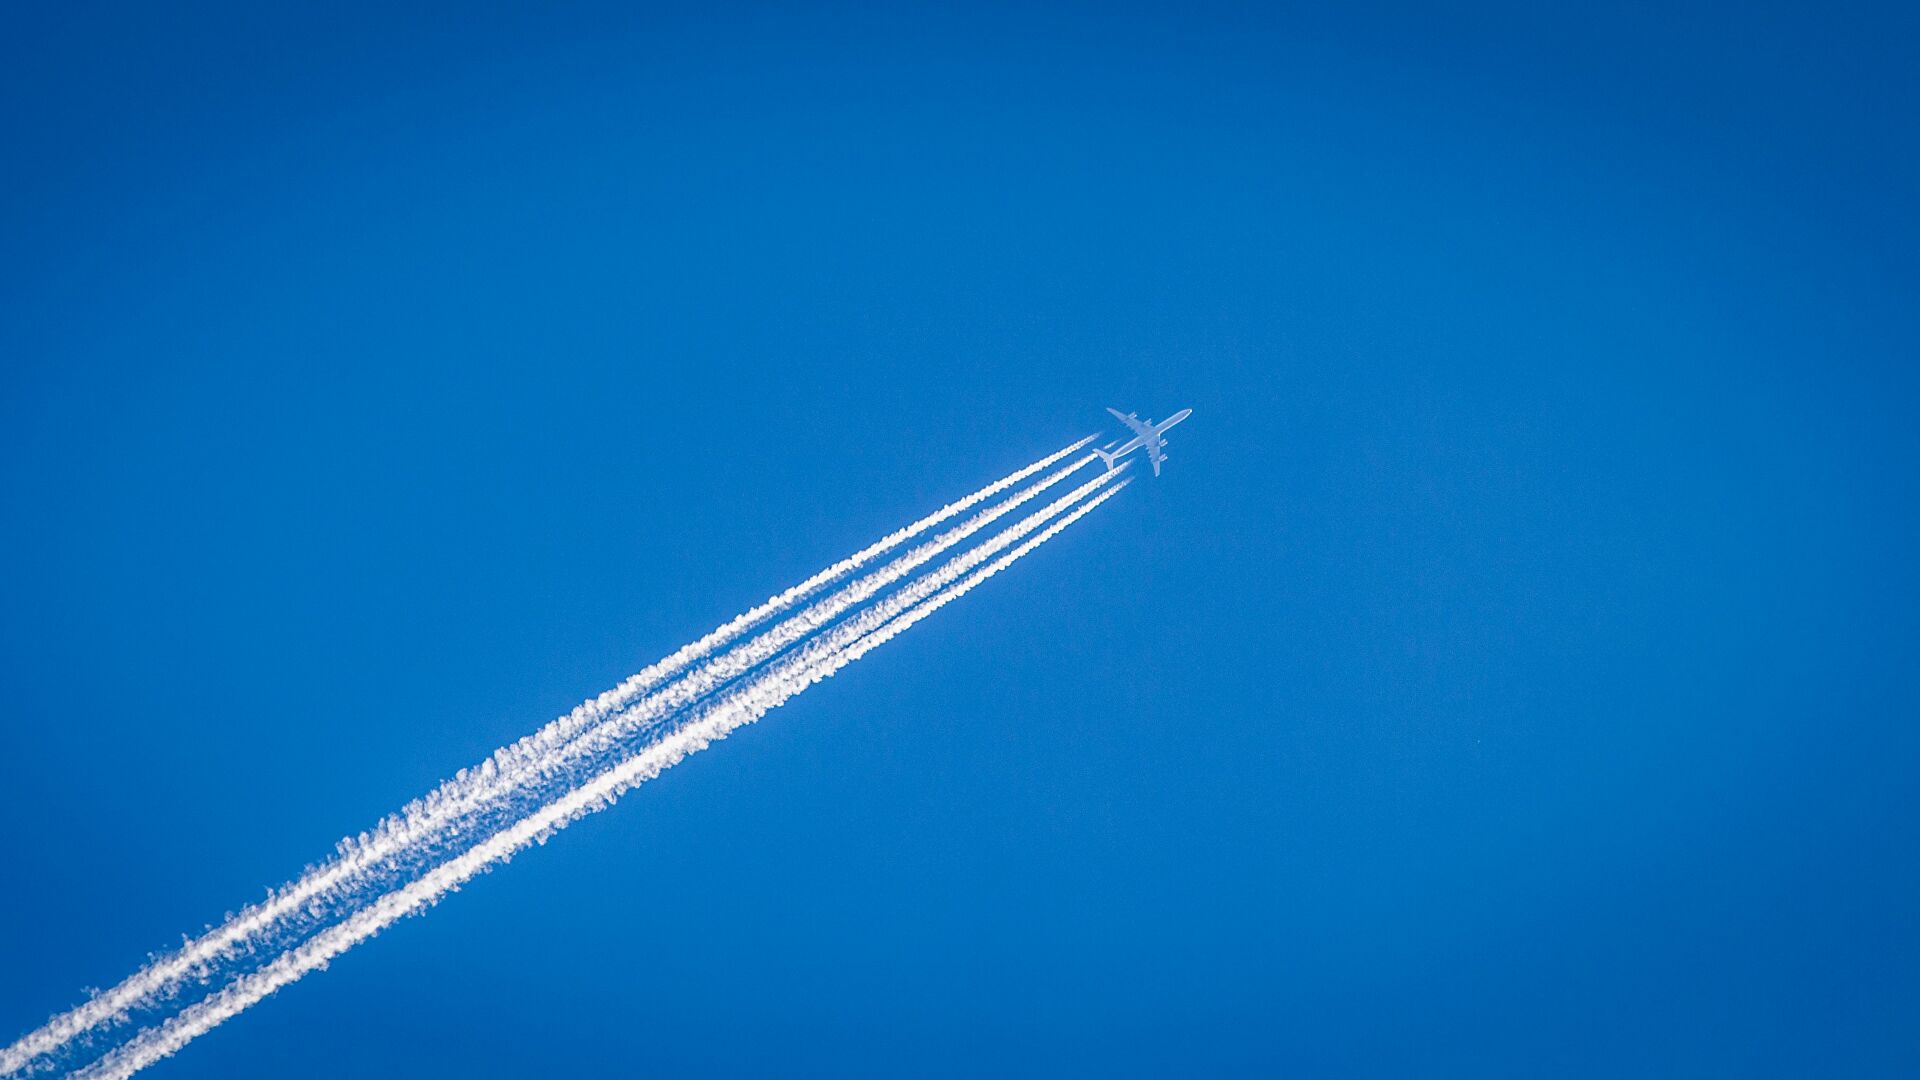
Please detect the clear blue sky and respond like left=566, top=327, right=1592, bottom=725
left=2, top=3, right=1916, bottom=1076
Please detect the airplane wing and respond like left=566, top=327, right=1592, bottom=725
left=1145, top=440, right=1166, bottom=476
left=1107, top=407, right=1156, bottom=439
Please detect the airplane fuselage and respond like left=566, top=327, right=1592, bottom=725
left=1096, top=406, right=1193, bottom=476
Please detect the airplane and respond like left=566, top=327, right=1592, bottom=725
left=1093, top=406, right=1193, bottom=477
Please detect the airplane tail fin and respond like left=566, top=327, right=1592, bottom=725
left=1092, top=448, right=1117, bottom=472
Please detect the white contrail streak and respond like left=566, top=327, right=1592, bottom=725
left=0, top=437, right=1093, bottom=1078
left=481, top=435, right=1096, bottom=760
left=329, top=451, right=1104, bottom=874
left=71, top=477, right=1130, bottom=1080
left=524, top=465, right=1128, bottom=799
left=491, top=454, right=1105, bottom=771
left=434, top=458, right=1119, bottom=829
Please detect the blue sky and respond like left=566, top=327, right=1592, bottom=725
left=2, top=3, right=1916, bottom=1075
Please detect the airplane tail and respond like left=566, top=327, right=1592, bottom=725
left=1092, top=448, right=1117, bottom=472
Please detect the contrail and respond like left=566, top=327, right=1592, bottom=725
left=326, top=451, right=1107, bottom=891
left=69, top=477, right=1131, bottom=1080
left=0, top=437, right=1093, bottom=1077
left=439, top=457, right=1119, bottom=833
left=478, top=435, right=1096, bottom=761
left=505, top=464, right=1129, bottom=818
